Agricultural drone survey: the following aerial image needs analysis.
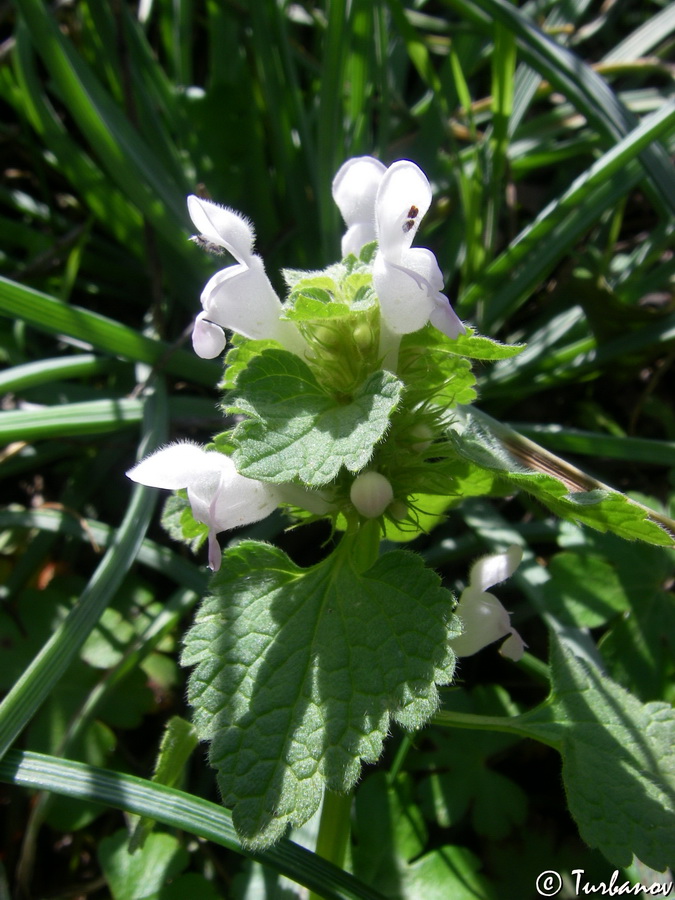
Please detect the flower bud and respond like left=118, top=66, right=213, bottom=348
left=353, top=322, right=375, bottom=353
left=350, top=471, right=394, bottom=518
left=409, top=423, right=434, bottom=452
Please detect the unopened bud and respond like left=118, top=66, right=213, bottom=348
left=410, top=423, right=434, bottom=452
left=353, top=322, right=373, bottom=352
left=388, top=500, right=409, bottom=520
left=350, top=471, right=394, bottom=518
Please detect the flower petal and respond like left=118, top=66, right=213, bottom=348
left=207, top=530, right=223, bottom=571
left=373, top=249, right=437, bottom=334
left=469, top=545, right=523, bottom=594
left=429, top=295, right=466, bottom=340
left=200, top=257, right=285, bottom=341
left=126, top=441, right=219, bottom=490
left=341, top=222, right=378, bottom=259
left=187, top=457, right=233, bottom=525
left=187, top=195, right=255, bottom=263
left=450, top=591, right=513, bottom=657
left=192, top=312, right=227, bottom=358
left=210, top=473, right=281, bottom=532
left=332, top=156, right=386, bottom=227
left=499, top=631, right=526, bottom=662
left=277, top=484, right=333, bottom=516
left=375, top=160, right=432, bottom=261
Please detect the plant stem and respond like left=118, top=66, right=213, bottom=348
left=308, top=790, right=353, bottom=900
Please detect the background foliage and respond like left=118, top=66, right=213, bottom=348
left=0, top=0, right=673, bottom=897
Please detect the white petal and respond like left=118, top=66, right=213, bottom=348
left=187, top=195, right=255, bottom=263
left=210, top=472, right=281, bottom=531
left=375, top=160, right=432, bottom=261
left=126, top=441, right=218, bottom=490
left=373, top=250, right=436, bottom=334
left=469, top=545, right=523, bottom=593
left=208, top=531, right=223, bottom=571
left=332, top=157, right=386, bottom=227
left=341, top=222, right=378, bottom=258
left=450, top=590, right=512, bottom=657
left=192, top=312, right=227, bottom=358
left=201, top=256, right=283, bottom=339
left=202, top=257, right=305, bottom=352
left=277, top=484, right=333, bottom=515
left=499, top=631, right=526, bottom=662
left=429, top=295, right=466, bottom=340
left=186, top=458, right=233, bottom=525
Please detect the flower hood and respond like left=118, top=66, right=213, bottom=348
left=332, top=157, right=465, bottom=340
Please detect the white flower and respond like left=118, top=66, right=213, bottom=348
left=332, top=158, right=465, bottom=340
left=188, top=196, right=304, bottom=358
left=127, top=441, right=281, bottom=571
left=331, top=156, right=386, bottom=257
left=450, top=545, right=526, bottom=661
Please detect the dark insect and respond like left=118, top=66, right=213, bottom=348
left=190, top=235, right=227, bottom=256
left=407, top=205, right=419, bottom=219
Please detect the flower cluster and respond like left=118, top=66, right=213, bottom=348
left=125, top=156, right=526, bottom=662
left=127, top=157, right=471, bottom=573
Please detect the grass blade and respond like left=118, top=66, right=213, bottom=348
left=0, top=276, right=218, bottom=386
left=444, top=0, right=675, bottom=212
left=0, top=382, right=168, bottom=760
left=0, top=750, right=386, bottom=900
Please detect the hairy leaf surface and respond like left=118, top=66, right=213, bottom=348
left=181, top=540, right=458, bottom=847
left=229, top=349, right=403, bottom=485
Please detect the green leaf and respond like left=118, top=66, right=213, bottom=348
left=449, top=328, right=525, bottom=361
left=450, top=406, right=675, bottom=547
left=558, top=528, right=675, bottom=701
left=181, top=539, right=458, bottom=847
left=353, top=769, right=496, bottom=900
left=160, top=492, right=208, bottom=553
left=129, top=717, right=199, bottom=853
left=538, top=641, right=675, bottom=870
left=398, top=325, right=521, bottom=412
left=353, top=773, right=427, bottom=888
left=543, top=552, right=631, bottom=628
left=400, top=846, right=495, bottom=900
left=155, top=874, right=224, bottom=900
left=98, top=830, right=188, bottom=900
left=229, top=350, right=403, bottom=486
left=222, top=336, right=283, bottom=390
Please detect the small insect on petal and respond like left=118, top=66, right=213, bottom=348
left=190, top=235, right=228, bottom=257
